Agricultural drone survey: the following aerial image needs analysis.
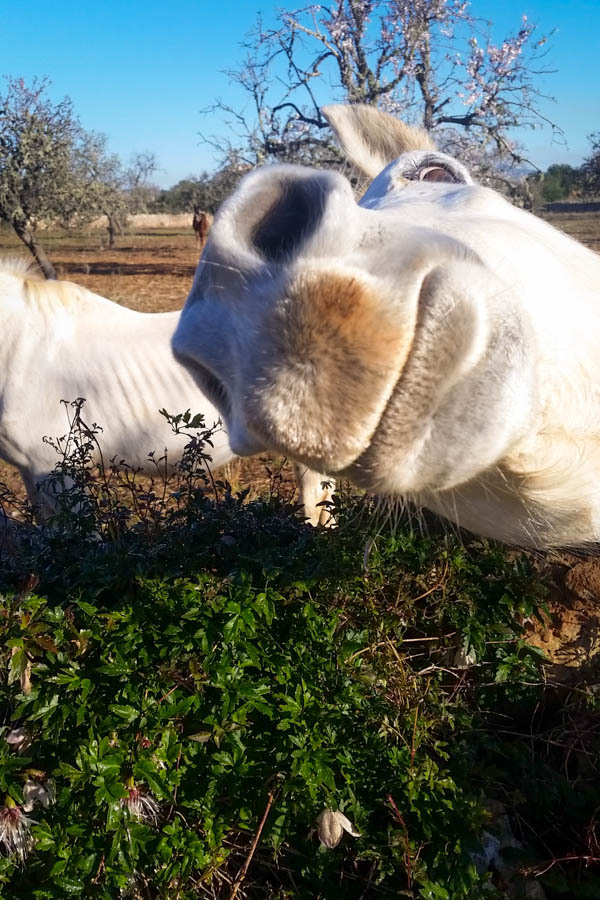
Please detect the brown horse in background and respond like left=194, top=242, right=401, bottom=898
left=192, top=207, right=212, bottom=252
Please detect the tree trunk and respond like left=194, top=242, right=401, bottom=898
left=107, top=214, right=116, bottom=249
left=13, top=221, right=57, bottom=279
left=105, top=212, right=124, bottom=249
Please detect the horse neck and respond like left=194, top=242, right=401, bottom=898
left=76, top=307, right=197, bottom=403
left=0, top=272, right=39, bottom=390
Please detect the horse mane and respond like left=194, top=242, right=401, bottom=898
left=0, top=256, right=44, bottom=280
left=0, top=255, right=94, bottom=313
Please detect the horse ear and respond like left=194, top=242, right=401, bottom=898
left=322, top=104, right=436, bottom=179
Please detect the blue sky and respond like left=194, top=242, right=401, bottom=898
left=1, top=0, right=598, bottom=186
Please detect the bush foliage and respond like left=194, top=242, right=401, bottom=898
left=0, top=408, right=599, bottom=899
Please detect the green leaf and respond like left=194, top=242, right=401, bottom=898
left=108, top=704, right=139, bottom=724
left=133, top=758, right=166, bottom=798
left=7, top=648, right=27, bottom=686
left=52, top=875, right=85, bottom=894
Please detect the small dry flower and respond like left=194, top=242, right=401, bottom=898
left=23, top=778, right=56, bottom=813
left=0, top=797, right=34, bottom=862
left=4, top=727, right=32, bottom=754
left=121, top=783, right=160, bottom=824
left=453, top=645, right=478, bottom=669
left=316, top=808, right=361, bottom=848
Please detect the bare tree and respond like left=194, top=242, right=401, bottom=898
left=121, top=151, right=159, bottom=214
left=68, top=130, right=127, bottom=250
left=0, top=77, right=126, bottom=276
left=203, top=1, right=559, bottom=179
left=76, top=141, right=160, bottom=246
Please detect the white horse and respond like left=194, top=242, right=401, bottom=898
left=172, top=104, right=600, bottom=549
left=0, top=259, right=331, bottom=525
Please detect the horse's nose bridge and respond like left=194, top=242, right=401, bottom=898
left=360, top=212, right=485, bottom=288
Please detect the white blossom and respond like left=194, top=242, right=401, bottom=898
left=316, top=808, right=361, bottom=848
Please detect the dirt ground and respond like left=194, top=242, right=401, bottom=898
left=543, top=209, right=600, bottom=251
left=2, top=212, right=600, bottom=674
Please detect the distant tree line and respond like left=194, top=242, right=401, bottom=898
left=152, top=134, right=600, bottom=214
left=147, top=156, right=249, bottom=215
left=527, top=134, right=600, bottom=205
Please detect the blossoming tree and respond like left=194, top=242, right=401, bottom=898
left=204, top=0, right=559, bottom=185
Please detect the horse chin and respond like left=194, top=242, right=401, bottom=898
left=228, top=425, right=266, bottom=458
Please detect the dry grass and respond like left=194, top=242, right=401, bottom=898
left=542, top=209, right=600, bottom=251
left=87, top=213, right=193, bottom=231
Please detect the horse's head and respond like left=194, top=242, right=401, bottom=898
left=173, top=105, right=600, bottom=546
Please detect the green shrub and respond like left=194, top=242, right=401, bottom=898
left=0, top=407, right=599, bottom=898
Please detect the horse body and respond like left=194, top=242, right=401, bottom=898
left=172, top=105, right=600, bottom=548
left=0, top=263, right=330, bottom=525
left=192, top=208, right=212, bottom=251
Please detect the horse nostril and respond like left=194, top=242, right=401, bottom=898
left=251, top=177, right=328, bottom=262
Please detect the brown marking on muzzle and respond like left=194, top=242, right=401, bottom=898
left=286, top=271, right=410, bottom=372
left=252, top=269, right=417, bottom=471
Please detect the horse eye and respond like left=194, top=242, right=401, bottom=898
left=417, top=165, right=455, bottom=183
